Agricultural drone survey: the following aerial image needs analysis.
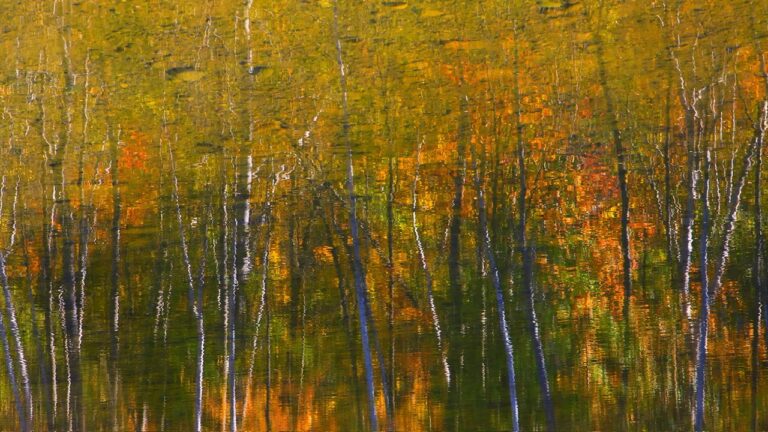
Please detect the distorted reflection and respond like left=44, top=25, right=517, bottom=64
left=0, top=0, right=766, bottom=430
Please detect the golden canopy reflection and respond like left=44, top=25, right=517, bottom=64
left=0, top=0, right=766, bottom=430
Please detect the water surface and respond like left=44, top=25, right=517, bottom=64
left=0, top=0, right=767, bottom=430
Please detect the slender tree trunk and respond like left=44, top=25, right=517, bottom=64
left=595, top=27, right=632, bottom=296
left=169, top=141, right=207, bottom=432
left=412, top=139, right=450, bottom=384
left=473, top=158, right=519, bottom=432
left=0, top=254, right=26, bottom=431
left=694, top=148, right=711, bottom=432
left=512, top=22, right=555, bottom=431
left=333, top=3, right=379, bottom=429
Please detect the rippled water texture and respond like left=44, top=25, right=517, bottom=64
left=0, top=0, right=767, bottom=430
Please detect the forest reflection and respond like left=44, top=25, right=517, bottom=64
left=0, top=0, right=767, bottom=430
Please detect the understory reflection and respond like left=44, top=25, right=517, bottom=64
left=0, top=0, right=767, bottom=431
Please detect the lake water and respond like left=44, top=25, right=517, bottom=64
left=0, top=0, right=767, bottom=430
